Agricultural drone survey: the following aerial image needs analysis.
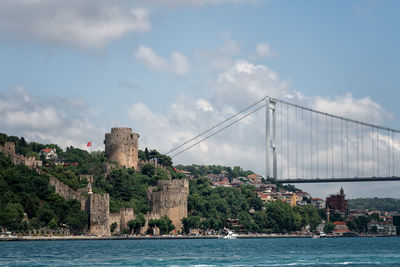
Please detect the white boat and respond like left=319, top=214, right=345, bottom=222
left=312, top=231, right=326, bottom=239
left=223, top=229, right=238, bottom=239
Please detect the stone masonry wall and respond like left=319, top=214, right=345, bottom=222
left=109, top=213, right=122, bottom=234
left=49, top=177, right=83, bottom=203
left=120, top=208, right=135, bottom=231
left=147, top=179, right=189, bottom=232
left=104, top=127, right=139, bottom=170
left=87, top=193, right=110, bottom=237
left=0, top=141, right=15, bottom=157
left=109, top=208, right=135, bottom=234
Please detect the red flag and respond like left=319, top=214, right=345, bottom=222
left=87, top=141, right=92, bottom=147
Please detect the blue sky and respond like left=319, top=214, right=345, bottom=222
left=1, top=0, right=400, bottom=198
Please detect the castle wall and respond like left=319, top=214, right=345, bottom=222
left=120, top=208, right=135, bottom=231
left=142, top=213, right=161, bottom=235
left=109, top=213, right=121, bottom=234
left=138, top=160, right=172, bottom=178
left=23, top=156, right=42, bottom=168
left=49, top=177, right=83, bottom=203
left=79, top=174, right=94, bottom=183
left=104, top=127, right=139, bottom=170
left=147, top=179, right=189, bottom=232
left=0, top=142, right=15, bottom=157
left=88, top=193, right=110, bottom=237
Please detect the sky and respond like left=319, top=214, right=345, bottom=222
left=1, top=0, right=400, bottom=199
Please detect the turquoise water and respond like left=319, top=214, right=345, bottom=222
left=1, top=237, right=400, bottom=266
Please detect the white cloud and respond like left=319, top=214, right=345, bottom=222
left=0, top=87, right=104, bottom=151
left=311, top=93, right=389, bottom=123
left=0, top=0, right=151, bottom=48
left=134, top=45, right=190, bottom=75
left=196, top=99, right=214, bottom=112
left=124, top=58, right=396, bottom=198
left=256, top=42, right=273, bottom=57
left=214, top=60, right=288, bottom=108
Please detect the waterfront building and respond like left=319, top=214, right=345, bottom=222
left=367, top=221, right=397, bottom=235
left=326, top=187, right=348, bottom=218
left=311, top=198, right=325, bottom=209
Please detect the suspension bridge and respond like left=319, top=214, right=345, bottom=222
left=165, top=96, right=400, bottom=184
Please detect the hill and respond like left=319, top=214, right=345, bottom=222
left=349, top=198, right=400, bottom=212
left=0, top=132, right=320, bottom=235
left=0, top=152, right=87, bottom=234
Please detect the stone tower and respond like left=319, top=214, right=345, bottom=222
left=86, top=192, right=111, bottom=237
left=147, top=179, right=189, bottom=232
left=0, top=141, right=15, bottom=157
left=104, top=127, right=139, bottom=170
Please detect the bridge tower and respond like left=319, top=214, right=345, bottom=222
left=266, top=97, right=277, bottom=179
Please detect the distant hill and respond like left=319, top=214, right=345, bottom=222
left=348, top=198, right=400, bottom=212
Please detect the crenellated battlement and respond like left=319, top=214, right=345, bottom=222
left=111, top=127, right=133, bottom=133
left=153, top=179, right=189, bottom=189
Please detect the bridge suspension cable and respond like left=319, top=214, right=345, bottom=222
left=165, top=96, right=266, bottom=156
left=169, top=102, right=266, bottom=158
left=274, top=97, right=400, bottom=183
left=166, top=94, right=400, bottom=183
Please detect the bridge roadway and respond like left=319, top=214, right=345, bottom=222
left=277, top=176, right=400, bottom=183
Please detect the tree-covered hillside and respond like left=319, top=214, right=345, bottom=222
left=0, top=152, right=87, bottom=233
left=349, top=198, right=400, bottom=212
left=175, top=164, right=253, bottom=179
left=0, top=132, right=319, bottom=235
left=183, top=178, right=321, bottom=234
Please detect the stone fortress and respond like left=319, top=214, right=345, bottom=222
left=1, top=127, right=189, bottom=236
left=0, top=141, right=42, bottom=168
left=84, top=127, right=189, bottom=236
left=104, top=127, right=139, bottom=170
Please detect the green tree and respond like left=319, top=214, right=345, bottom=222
left=297, top=205, right=321, bottom=230
left=48, top=218, right=58, bottom=230
left=110, top=222, right=118, bottom=233
left=141, top=164, right=155, bottom=177
left=0, top=203, right=24, bottom=230
left=128, top=213, right=146, bottom=234
left=144, top=148, right=150, bottom=161
left=324, top=222, right=335, bottom=233
left=65, top=204, right=87, bottom=234
left=182, top=215, right=200, bottom=234
left=346, top=220, right=357, bottom=232
left=147, top=218, right=157, bottom=234
left=157, top=216, right=175, bottom=235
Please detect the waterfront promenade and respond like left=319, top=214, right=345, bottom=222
left=1, top=233, right=396, bottom=241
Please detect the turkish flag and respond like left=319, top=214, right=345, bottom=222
left=87, top=142, right=92, bottom=147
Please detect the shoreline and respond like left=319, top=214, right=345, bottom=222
left=1, top=234, right=398, bottom=241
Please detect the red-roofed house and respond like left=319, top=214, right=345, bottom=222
left=247, top=173, right=263, bottom=183
left=39, top=148, right=58, bottom=160
left=333, top=221, right=349, bottom=234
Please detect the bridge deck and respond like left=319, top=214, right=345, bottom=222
left=277, top=177, right=400, bottom=183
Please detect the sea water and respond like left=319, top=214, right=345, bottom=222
left=1, top=237, right=400, bottom=266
